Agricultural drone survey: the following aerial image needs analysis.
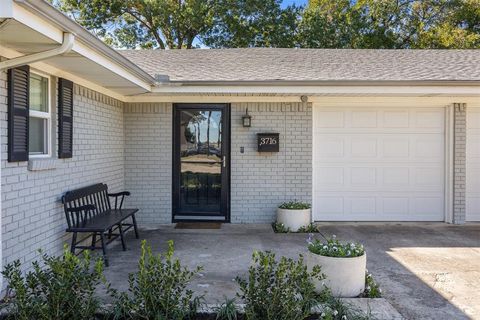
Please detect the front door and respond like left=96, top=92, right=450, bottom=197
left=173, top=104, right=230, bottom=222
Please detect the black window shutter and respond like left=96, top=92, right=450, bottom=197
left=58, top=78, right=74, bottom=158
left=8, top=65, right=30, bottom=162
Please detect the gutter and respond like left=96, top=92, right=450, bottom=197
left=13, top=0, right=156, bottom=85
left=0, top=32, right=74, bottom=70
left=159, top=80, right=480, bottom=87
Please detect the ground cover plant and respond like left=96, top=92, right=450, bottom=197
left=308, top=234, right=365, bottom=258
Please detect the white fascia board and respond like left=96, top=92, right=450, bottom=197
left=0, top=45, right=126, bottom=101
left=10, top=2, right=152, bottom=92
left=124, top=95, right=306, bottom=103
left=150, top=85, right=480, bottom=96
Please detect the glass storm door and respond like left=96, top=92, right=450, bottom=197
left=173, top=104, right=230, bottom=222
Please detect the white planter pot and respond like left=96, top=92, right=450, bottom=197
left=305, top=251, right=366, bottom=298
left=276, top=208, right=311, bottom=232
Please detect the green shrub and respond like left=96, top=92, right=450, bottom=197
left=298, top=223, right=319, bottom=233
left=236, top=251, right=323, bottom=320
left=272, top=222, right=290, bottom=233
left=278, top=201, right=311, bottom=210
left=361, top=270, right=382, bottom=298
left=0, top=247, right=103, bottom=320
left=109, top=240, right=203, bottom=320
left=308, top=235, right=365, bottom=258
left=213, top=297, right=238, bottom=320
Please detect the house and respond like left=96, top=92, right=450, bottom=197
left=0, top=0, right=479, bottom=283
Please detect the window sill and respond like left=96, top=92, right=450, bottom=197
left=28, top=158, right=57, bottom=171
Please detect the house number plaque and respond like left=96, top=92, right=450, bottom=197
left=257, top=133, right=280, bottom=152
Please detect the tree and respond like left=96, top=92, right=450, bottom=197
left=202, top=0, right=301, bottom=48
left=55, top=0, right=216, bottom=49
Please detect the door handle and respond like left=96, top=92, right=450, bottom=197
left=222, top=156, right=226, bottom=168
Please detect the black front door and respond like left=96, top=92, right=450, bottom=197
left=173, top=104, right=230, bottom=222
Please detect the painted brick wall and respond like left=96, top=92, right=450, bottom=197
left=453, top=103, right=467, bottom=224
left=0, top=68, right=125, bottom=271
left=230, top=102, right=312, bottom=223
left=123, top=102, right=312, bottom=224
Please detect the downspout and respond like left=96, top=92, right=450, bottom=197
left=0, top=32, right=74, bottom=70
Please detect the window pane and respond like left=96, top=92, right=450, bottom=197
left=29, top=117, right=47, bottom=154
left=30, top=73, right=48, bottom=112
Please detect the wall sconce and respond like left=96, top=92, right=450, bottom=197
left=242, top=108, right=252, bottom=127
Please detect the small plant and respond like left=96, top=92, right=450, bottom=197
left=308, top=234, right=365, bottom=258
left=298, top=223, right=319, bottom=233
left=109, top=240, right=203, bottom=320
left=0, top=247, right=104, bottom=320
left=236, top=250, right=324, bottom=320
left=360, top=270, right=382, bottom=298
left=272, top=222, right=290, bottom=233
left=318, top=297, right=373, bottom=320
left=213, top=297, right=238, bottom=320
left=278, top=201, right=311, bottom=210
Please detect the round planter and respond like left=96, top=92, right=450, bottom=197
left=276, top=208, right=311, bottom=232
left=305, top=251, right=366, bottom=298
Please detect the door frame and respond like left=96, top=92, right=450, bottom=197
left=172, top=103, right=231, bottom=223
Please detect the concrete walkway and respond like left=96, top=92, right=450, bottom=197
left=102, top=223, right=480, bottom=320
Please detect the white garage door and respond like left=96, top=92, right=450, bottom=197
left=466, top=108, right=480, bottom=221
left=313, top=106, right=445, bottom=221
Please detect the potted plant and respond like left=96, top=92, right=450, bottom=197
left=276, top=201, right=311, bottom=232
left=305, top=235, right=366, bottom=298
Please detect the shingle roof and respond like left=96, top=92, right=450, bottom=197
left=118, top=48, right=480, bottom=82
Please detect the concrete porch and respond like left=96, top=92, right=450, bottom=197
left=101, top=223, right=480, bottom=320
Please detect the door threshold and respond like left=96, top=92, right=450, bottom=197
left=173, top=215, right=227, bottom=222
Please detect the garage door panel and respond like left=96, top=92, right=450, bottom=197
left=313, top=106, right=445, bottom=221
left=466, top=108, right=480, bottom=221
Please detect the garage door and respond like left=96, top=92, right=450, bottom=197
left=466, top=108, right=480, bottom=221
left=313, top=106, right=445, bottom=221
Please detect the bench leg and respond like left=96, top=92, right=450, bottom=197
left=70, top=232, right=77, bottom=254
left=118, top=223, right=127, bottom=251
left=132, top=214, right=139, bottom=239
left=100, top=233, right=109, bottom=267
left=108, top=228, right=113, bottom=239
left=91, top=232, right=97, bottom=249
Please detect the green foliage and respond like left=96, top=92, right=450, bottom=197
left=308, top=235, right=365, bottom=258
left=236, top=251, right=323, bottom=320
left=213, top=297, right=238, bottom=320
left=108, top=240, right=203, bottom=320
left=278, top=201, right=311, bottom=210
left=0, top=247, right=103, bottom=320
left=298, top=223, right=319, bottom=233
left=361, top=270, right=382, bottom=298
left=55, top=0, right=480, bottom=49
left=202, top=0, right=301, bottom=48
left=318, top=296, right=373, bottom=320
left=272, top=222, right=290, bottom=233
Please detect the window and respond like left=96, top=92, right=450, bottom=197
left=29, top=72, right=51, bottom=156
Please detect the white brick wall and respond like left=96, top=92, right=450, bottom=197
left=123, top=102, right=312, bottom=224
left=124, top=103, right=172, bottom=224
left=0, top=68, right=125, bottom=271
left=453, top=103, right=467, bottom=224
left=231, top=102, right=312, bottom=223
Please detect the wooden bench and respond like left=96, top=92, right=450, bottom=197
left=62, top=183, right=139, bottom=266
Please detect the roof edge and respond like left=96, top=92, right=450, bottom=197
left=14, top=0, right=156, bottom=85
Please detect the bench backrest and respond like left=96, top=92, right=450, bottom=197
left=62, top=183, right=111, bottom=229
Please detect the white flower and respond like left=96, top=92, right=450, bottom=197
left=366, top=286, right=371, bottom=291
left=321, top=312, right=325, bottom=317
left=333, top=310, right=338, bottom=316
left=379, top=288, right=382, bottom=293
left=332, top=234, right=337, bottom=239
left=323, top=245, right=328, bottom=250
left=332, top=246, right=338, bottom=251
left=346, top=250, right=351, bottom=256
left=342, top=316, right=347, bottom=320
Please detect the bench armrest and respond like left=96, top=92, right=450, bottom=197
left=108, top=191, right=131, bottom=197
left=108, top=191, right=131, bottom=209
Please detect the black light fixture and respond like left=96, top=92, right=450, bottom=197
left=242, top=108, right=252, bottom=127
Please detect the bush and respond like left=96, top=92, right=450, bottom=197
left=109, top=240, right=203, bottom=320
left=278, top=201, right=311, bottom=210
left=361, top=270, right=382, bottom=298
left=236, top=251, right=323, bottom=320
left=307, top=235, right=365, bottom=258
left=0, top=247, right=104, bottom=320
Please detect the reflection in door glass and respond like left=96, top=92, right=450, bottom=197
left=180, top=110, right=222, bottom=213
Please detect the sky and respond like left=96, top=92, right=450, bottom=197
left=282, top=0, right=308, bottom=7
